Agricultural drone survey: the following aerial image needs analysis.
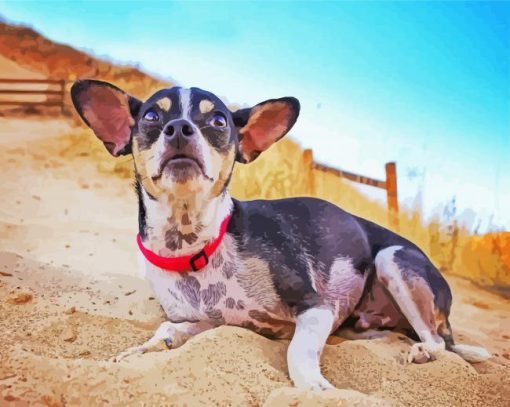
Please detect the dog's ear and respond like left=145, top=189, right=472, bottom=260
left=71, top=80, right=142, bottom=156
left=231, top=97, right=300, bottom=163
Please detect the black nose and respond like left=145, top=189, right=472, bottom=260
left=164, top=119, right=195, bottom=138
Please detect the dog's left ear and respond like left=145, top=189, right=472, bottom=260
left=231, top=97, right=300, bottom=163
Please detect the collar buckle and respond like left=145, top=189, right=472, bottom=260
left=189, top=249, right=209, bottom=271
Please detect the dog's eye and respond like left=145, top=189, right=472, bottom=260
left=210, top=113, right=227, bottom=128
left=144, top=110, right=159, bottom=122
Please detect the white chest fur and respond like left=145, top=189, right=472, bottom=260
left=139, top=235, right=296, bottom=338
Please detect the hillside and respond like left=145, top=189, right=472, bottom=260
left=0, top=18, right=171, bottom=98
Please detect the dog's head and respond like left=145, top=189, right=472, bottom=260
left=71, top=80, right=300, bottom=199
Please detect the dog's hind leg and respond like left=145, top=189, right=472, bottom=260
left=287, top=307, right=335, bottom=390
left=374, top=245, right=449, bottom=363
left=375, top=245, right=491, bottom=363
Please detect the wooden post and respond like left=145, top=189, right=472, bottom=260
left=60, top=79, right=66, bottom=115
left=302, top=149, right=315, bottom=195
left=385, top=162, right=399, bottom=230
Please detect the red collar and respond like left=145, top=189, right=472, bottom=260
left=136, top=215, right=232, bottom=272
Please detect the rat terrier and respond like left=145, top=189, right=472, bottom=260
left=71, top=80, right=489, bottom=391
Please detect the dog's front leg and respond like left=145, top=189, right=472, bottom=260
left=287, top=307, right=335, bottom=391
left=112, top=320, right=214, bottom=362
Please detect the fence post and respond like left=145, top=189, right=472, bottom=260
left=385, top=162, right=399, bottom=230
left=60, top=79, right=66, bottom=115
left=302, top=149, right=315, bottom=195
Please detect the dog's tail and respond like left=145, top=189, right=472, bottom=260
left=450, top=344, right=491, bottom=363
left=440, top=321, right=491, bottom=363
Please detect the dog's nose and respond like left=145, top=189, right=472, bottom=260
left=163, top=119, right=196, bottom=149
left=163, top=119, right=195, bottom=138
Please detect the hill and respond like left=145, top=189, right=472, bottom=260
left=0, top=18, right=170, bottom=98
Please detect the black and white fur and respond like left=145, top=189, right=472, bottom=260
left=71, top=80, right=490, bottom=391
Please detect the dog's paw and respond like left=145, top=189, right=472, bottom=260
left=110, top=337, right=173, bottom=363
left=296, top=375, right=335, bottom=391
left=407, top=343, right=437, bottom=364
left=109, top=345, right=147, bottom=363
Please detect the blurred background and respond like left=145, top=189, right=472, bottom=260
left=0, top=1, right=508, bottom=292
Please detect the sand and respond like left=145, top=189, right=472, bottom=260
left=1, top=118, right=509, bottom=406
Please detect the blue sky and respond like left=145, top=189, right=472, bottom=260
left=1, top=1, right=509, bottom=231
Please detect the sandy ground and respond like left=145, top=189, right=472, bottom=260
left=0, top=118, right=509, bottom=406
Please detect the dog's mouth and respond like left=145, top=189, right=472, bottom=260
left=152, top=153, right=207, bottom=181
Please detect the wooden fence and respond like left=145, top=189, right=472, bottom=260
left=0, top=78, right=66, bottom=113
left=305, top=149, right=399, bottom=229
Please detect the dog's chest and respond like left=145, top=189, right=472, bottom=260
left=140, top=235, right=295, bottom=338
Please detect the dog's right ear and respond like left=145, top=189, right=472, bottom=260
left=71, top=80, right=142, bottom=156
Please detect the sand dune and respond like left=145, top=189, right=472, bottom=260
left=1, top=252, right=509, bottom=406
left=0, top=118, right=509, bottom=406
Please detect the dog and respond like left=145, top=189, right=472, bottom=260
left=70, top=80, right=490, bottom=390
